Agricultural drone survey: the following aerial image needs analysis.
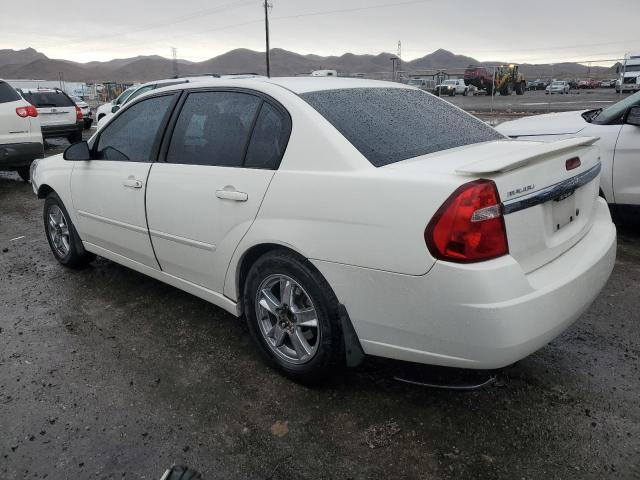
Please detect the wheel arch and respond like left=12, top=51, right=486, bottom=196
left=232, top=241, right=365, bottom=367
left=234, top=242, right=312, bottom=310
left=37, top=183, right=54, bottom=199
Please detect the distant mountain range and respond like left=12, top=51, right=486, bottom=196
left=0, top=47, right=616, bottom=83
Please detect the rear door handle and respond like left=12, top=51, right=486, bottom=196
left=216, top=189, right=248, bottom=202
left=123, top=178, right=143, bottom=189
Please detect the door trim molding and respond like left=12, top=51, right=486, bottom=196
left=77, top=210, right=148, bottom=234
left=149, top=229, right=216, bottom=251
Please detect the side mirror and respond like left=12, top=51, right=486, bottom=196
left=111, top=105, right=120, bottom=114
left=625, top=106, right=640, bottom=127
left=63, top=141, right=91, bottom=161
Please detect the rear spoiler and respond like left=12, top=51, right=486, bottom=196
left=456, top=137, right=600, bottom=174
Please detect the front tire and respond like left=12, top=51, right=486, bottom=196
left=44, top=192, right=94, bottom=268
left=243, top=250, right=344, bottom=383
left=68, top=130, right=82, bottom=144
left=16, top=166, right=30, bottom=182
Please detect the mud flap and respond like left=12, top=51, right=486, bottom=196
left=339, top=304, right=365, bottom=367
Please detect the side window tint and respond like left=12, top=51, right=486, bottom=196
left=244, top=103, right=290, bottom=169
left=96, top=95, right=174, bottom=162
left=166, top=91, right=262, bottom=167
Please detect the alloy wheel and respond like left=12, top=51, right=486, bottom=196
left=255, top=274, right=320, bottom=365
left=47, top=205, right=70, bottom=258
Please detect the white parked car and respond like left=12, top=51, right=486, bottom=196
left=70, top=96, right=93, bottom=129
left=546, top=80, right=570, bottom=94
left=0, top=79, right=43, bottom=181
left=497, top=91, right=640, bottom=215
left=31, top=78, right=616, bottom=382
left=19, top=88, right=83, bottom=143
left=435, top=78, right=468, bottom=96
left=96, top=86, right=137, bottom=123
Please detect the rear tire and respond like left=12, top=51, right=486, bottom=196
left=243, top=250, right=344, bottom=384
left=515, top=82, right=525, bottom=95
left=44, top=192, right=95, bottom=268
left=16, top=166, right=30, bottom=182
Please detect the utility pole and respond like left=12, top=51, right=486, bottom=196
left=264, top=0, right=272, bottom=77
left=390, top=57, right=399, bottom=82
left=172, top=47, right=179, bottom=78
left=397, top=41, right=402, bottom=80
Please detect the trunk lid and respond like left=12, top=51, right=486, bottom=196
left=495, top=110, right=588, bottom=137
left=389, top=138, right=603, bottom=273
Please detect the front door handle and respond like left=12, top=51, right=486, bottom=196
left=123, top=178, right=143, bottom=189
left=216, top=189, right=248, bottom=202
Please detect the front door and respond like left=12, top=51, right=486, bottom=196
left=613, top=122, right=640, bottom=205
left=70, top=93, right=177, bottom=268
left=145, top=90, right=291, bottom=293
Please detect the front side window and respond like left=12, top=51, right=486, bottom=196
left=593, top=90, right=640, bottom=125
left=166, top=91, right=262, bottom=167
left=124, top=85, right=155, bottom=104
left=301, top=88, right=503, bottom=167
left=95, top=94, right=175, bottom=162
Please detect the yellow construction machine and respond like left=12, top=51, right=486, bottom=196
left=494, top=64, right=526, bottom=96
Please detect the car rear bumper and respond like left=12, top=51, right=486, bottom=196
left=41, top=122, right=83, bottom=139
left=0, top=142, right=44, bottom=168
left=312, top=198, right=616, bottom=369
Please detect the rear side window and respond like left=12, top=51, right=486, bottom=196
left=244, top=102, right=290, bottom=169
left=301, top=88, right=503, bottom=167
left=166, top=91, right=262, bottom=167
left=96, top=94, right=175, bottom=162
left=0, top=81, right=21, bottom=103
left=22, top=91, right=74, bottom=108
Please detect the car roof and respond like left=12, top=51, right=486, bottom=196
left=151, top=76, right=409, bottom=95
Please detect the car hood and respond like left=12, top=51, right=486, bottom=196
left=496, top=110, right=588, bottom=137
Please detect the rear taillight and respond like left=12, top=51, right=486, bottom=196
left=16, top=105, right=38, bottom=118
left=425, top=179, right=508, bottom=263
left=75, top=106, right=83, bottom=120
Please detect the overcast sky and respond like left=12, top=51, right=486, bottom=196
left=2, top=0, right=639, bottom=65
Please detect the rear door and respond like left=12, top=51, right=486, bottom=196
left=22, top=90, right=75, bottom=128
left=146, top=89, right=290, bottom=293
left=71, top=93, right=178, bottom=268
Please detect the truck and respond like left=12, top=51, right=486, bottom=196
left=616, top=53, right=640, bottom=93
left=464, top=66, right=495, bottom=94
left=464, top=64, right=526, bottom=96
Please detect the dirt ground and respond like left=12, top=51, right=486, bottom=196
left=1, top=130, right=639, bottom=479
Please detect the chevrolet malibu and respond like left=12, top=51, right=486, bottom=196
left=30, top=78, right=616, bottom=383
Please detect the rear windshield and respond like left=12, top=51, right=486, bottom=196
left=22, top=91, right=74, bottom=108
left=301, top=88, right=503, bottom=167
left=0, top=81, right=21, bottom=103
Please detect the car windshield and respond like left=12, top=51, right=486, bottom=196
left=22, top=91, right=74, bottom=108
left=552, top=81, right=564, bottom=86
left=407, top=79, right=422, bottom=85
left=443, top=80, right=456, bottom=85
left=301, top=87, right=503, bottom=167
left=593, top=90, right=640, bottom=124
left=116, top=88, right=135, bottom=105
left=623, top=65, right=640, bottom=72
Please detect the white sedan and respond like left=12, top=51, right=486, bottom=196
left=497, top=91, right=640, bottom=216
left=30, top=77, right=616, bottom=383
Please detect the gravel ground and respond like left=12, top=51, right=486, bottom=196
left=1, top=132, right=639, bottom=480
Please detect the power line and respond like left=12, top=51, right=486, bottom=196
left=44, top=0, right=256, bottom=50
